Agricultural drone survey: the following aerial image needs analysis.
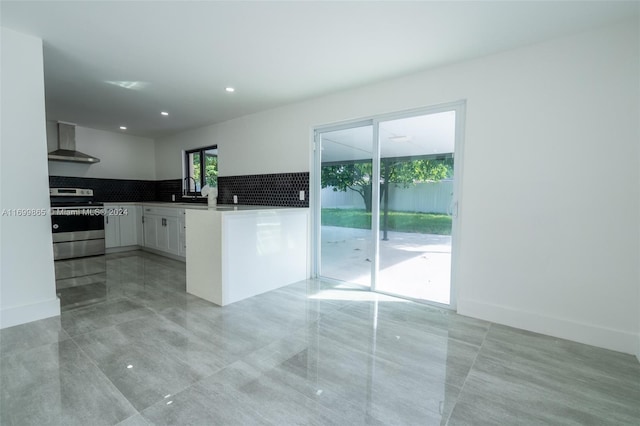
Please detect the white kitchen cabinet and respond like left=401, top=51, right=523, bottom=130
left=178, top=211, right=186, bottom=257
left=166, top=216, right=181, bottom=254
left=119, top=205, right=140, bottom=247
left=104, top=213, right=119, bottom=249
left=142, top=206, right=184, bottom=258
left=143, top=213, right=161, bottom=250
left=104, top=204, right=142, bottom=249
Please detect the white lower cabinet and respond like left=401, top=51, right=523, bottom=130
left=119, top=205, right=141, bottom=246
left=104, top=204, right=142, bottom=249
left=142, top=206, right=185, bottom=258
left=143, top=213, right=161, bottom=250
left=178, top=212, right=186, bottom=257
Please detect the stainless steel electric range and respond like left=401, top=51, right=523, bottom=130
left=50, top=188, right=107, bottom=310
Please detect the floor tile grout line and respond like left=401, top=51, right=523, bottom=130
left=444, top=321, right=493, bottom=426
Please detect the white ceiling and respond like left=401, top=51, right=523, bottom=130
left=1, top=1, right=637, bottom=138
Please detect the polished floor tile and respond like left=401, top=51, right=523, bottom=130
left=0, top=316, right=70, bottom=358
left=0, top=339, right=136, bottom=426
left=2, top=250, right=639, bottom=425
left=72, top=314, right=229, bottom=411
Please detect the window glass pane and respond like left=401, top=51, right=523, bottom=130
left=204, top=148, right=218, bottom=187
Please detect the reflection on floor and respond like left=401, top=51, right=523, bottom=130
left=1, top=250, right=639, bottom=425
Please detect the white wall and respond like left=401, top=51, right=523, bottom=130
left=47, top=123, right=156, bottom=180
left=0, top=28, right=60, bottom=328
left=156, top=20, right=640, bottom=355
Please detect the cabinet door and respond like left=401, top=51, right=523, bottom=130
left=104, top=212, right=120, bottom=248
left=156, top=217, right=169, bottom=251
left=135, top=206, right=144, bottom=245
left=143, top=213, right=160, bottom=250
left=178, top=217, right=186, bottom=257
left=165, top=216, right=181, bottom=255
left=118, top=204, right=138, bottom=247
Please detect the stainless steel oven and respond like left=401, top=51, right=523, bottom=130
left=50, top=188, right=106, bottom=310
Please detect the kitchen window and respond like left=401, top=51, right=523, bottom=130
left=185, top=145, right=217, bottom=194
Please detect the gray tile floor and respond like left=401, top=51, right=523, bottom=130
left=1, top=250, right=639, bottom=425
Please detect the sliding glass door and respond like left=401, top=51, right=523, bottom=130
left=317, top=123, right=374, bottom=288
left=315, top=102, right=464, bottom=306
left=375, top=111, right=456, bottom=305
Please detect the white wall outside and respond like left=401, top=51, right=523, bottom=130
left=47, top=123, right=156, bottom=180
left=0, top=28, right=60, bottom=328
left=156, top=20, right=640, bottom=354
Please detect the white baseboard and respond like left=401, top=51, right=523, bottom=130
left=458, top=298, right=638, bottom=355
left=0, top=297, right=60, bottom=329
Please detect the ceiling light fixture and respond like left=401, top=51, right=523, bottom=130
left=225, top=87, right=235, bottom=93
left=161, top=111, right=169, bottom=116
left=119, top=126, right=127, bottom=130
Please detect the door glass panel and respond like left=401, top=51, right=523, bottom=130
left=319, top=124, right=373, bottom=287
left=376, top=111, right=456, bottom=304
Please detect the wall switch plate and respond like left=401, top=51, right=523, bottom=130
left=299, top=190, right=305, bottom=201
left=233, top=195, right=238, bottom=204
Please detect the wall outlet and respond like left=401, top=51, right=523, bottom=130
left=299, top=190, right=305, bottom=201
left=233, top=195, right=238, bottom=204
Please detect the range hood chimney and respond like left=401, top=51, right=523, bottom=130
left=48, top=122, right=100, bottom=164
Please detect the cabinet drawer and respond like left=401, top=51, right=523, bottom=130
left=143, top=206, right=179, bottom=217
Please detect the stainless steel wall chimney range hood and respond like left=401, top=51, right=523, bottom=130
left=48, top=122, right=100, bottom=164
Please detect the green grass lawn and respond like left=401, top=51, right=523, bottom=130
left=321, top=208, right=452, bottom=235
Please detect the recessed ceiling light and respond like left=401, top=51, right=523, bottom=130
left=225, top=87, right=235, bottom=93
left=161, top=111, right=169, bottom=116
left=120, top=126, right=127, bottom=130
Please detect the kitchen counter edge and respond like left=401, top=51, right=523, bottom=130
left=102, top=201, right=308, bottom=212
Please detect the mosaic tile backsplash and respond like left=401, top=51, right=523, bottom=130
left=49, top=173, right=309, bottom=207
left=49, top=176, right=157, bottom=202
left=156, top=179, right=183, bottom=202
left=217, top=172, right=309, bottom=207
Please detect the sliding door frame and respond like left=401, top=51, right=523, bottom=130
left=312, top=100, right=466, bottom=309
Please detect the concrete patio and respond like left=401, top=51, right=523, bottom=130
left=320, top=226, right=452, bottom=305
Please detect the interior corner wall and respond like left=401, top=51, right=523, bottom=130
left=154, top=19, right=639, bottom=354
left=47, top=122, right=156, bottom=180
left=1, top=28, right=60, bottom=328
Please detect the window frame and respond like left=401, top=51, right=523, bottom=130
left=184, top=145, right=217, bottom=195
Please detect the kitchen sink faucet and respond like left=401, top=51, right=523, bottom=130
left=184, top=176, right=198, bottom=198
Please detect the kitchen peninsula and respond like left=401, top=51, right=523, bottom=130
left=185, top=206, right=309, bottom=306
